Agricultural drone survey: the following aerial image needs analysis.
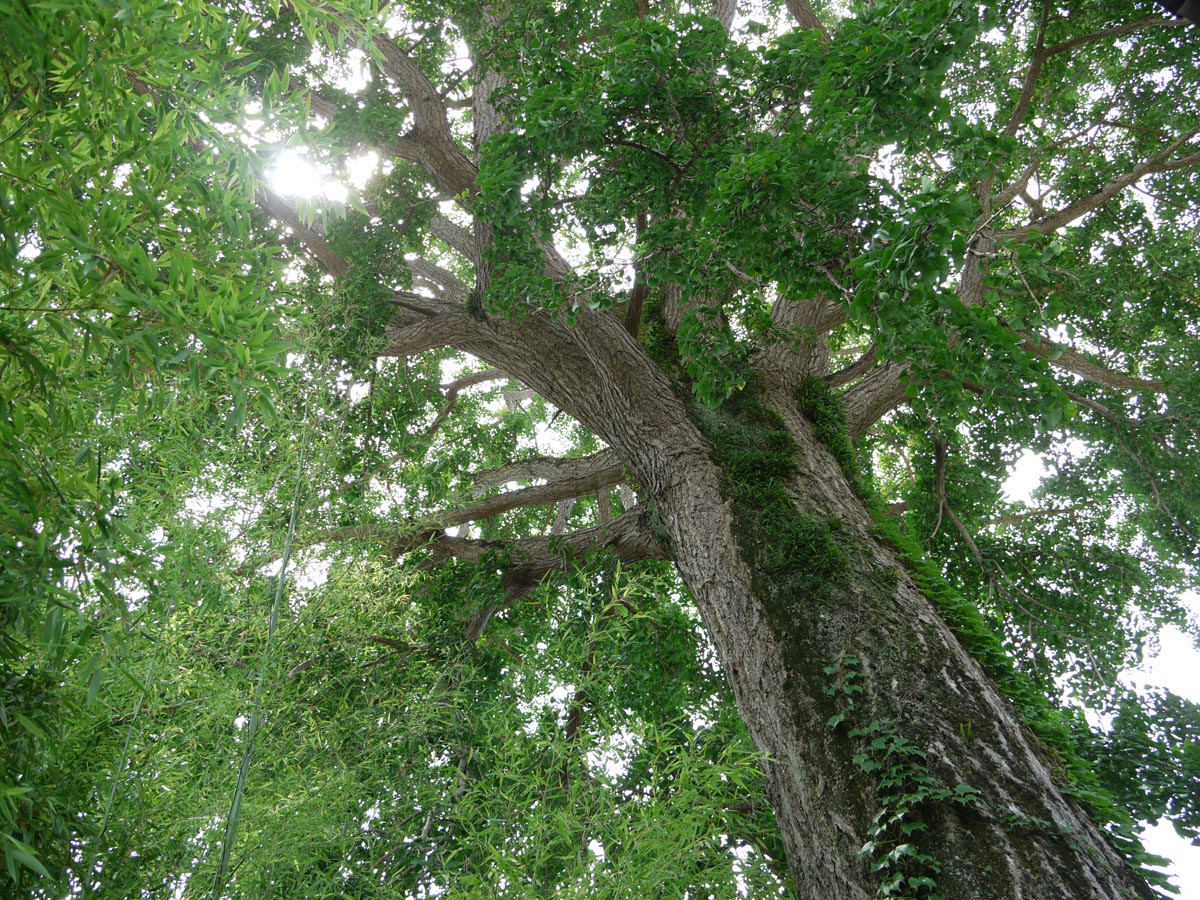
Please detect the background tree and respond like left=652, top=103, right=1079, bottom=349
left=0, top=0, right=289, bottom=887
left=6, top=1, right=1200, bottom=899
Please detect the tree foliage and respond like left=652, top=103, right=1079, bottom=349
left=4, top=0, right=1200, bottom=898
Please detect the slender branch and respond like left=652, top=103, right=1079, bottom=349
left=440, top=452, right=625, bottom=529
left=1065, top=390, right=1196, bottom=541
left=416, top=369, right=509, bottom=445
left=445, top=368, right=509, bottom=394
left=998, top=135, right=1200, bottom=241
left=988, top=507, right=1079, bottom=527
left=1041, top=16, right=1187, bottom=60
left=983, top=11, right=1185, bottom=211
left=605, top=138, right=682, bottom=172
left=1001, top=0, right=1051, bottom=143
left=934, top=439, right=985, bottom=565
left=990, top=157, right=1042, bottom=214
left=355, top=369, right=509, bottom=482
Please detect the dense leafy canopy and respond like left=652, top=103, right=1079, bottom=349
left=3, top=0, right=1199, bottom=898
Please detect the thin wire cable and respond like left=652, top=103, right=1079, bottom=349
left=211, top=411, right=311, bottom=900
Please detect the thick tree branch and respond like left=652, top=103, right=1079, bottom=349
left=369, top=33, right=479, bottom=196
left=826, top=344, right=877, bottom=388
left=1023, top=334, right=1167, bottom=393
left=710, top=0, right=737, bottom=33
left=421, top=510, right=666, bottom=575
left=473, top=449, right=621, bottom=489
left=306, top=87, right=342, bottom=123
left=757, top=296, right=842, bottom=389
left=315, top=5, right=478, bottom=196
left=842, top=361, right=910, bottom=436
left=305, top=508, right=664, bottom=583
left=784, top=0, right=831, bottom=44
left=407, top=257, right=471, bottom=302
left=382, top=310, right=483, bottom=356
left=257, top=187, right=352, bottom=276
left=429, top=215, right=477, bottom=262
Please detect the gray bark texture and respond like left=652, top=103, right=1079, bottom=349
left=394, top=298, right=1155, bottom=900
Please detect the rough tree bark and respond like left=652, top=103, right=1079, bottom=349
left=381, top=291, right=1157, bottom=900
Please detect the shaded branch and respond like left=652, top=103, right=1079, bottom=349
left=988, top=507, right=1080, bottom=528
left=306, top=87, right=342, bottom=123
left=314, top=4, right=478, bottom=196
left=710, top=0, right=737, bottom=33
left=1023, top=334, right=1167, bottom=393
left=999, top=0, right=1051, bottom=146
left=407, top=257, right=470, bottom=302
left=382, top=309, right=483, bottom=356
left=785, top=0, right=831, bottom=44
left=933, top=439, right=985, bottom=566
left=757, top=296, right=845, bottom=391
left=624, top=209, right=649, bottom=337
left=430, top=215, right=477, bottom=262
left=842, top=362, right=910, bottom=436
left=473, top=449, right=621, bottom=489
left=1041, top=15, right=1187, bottom=60
left=422, top=510, right=667, bottom=588
left=826, top=344, right=877, bottom=389
left=369, top=32, right=479, bottom=196
left=419, top=368, right=510, bottom=443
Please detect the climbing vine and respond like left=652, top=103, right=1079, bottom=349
left=825, top=653, right=982, bottom=900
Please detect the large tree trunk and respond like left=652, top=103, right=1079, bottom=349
left=391, top=291, right=1154, bottom=898
left=640, top=385, right=1156, bottom=899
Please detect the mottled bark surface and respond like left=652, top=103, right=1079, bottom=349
left=648, top=383, right=1156, bottom=900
